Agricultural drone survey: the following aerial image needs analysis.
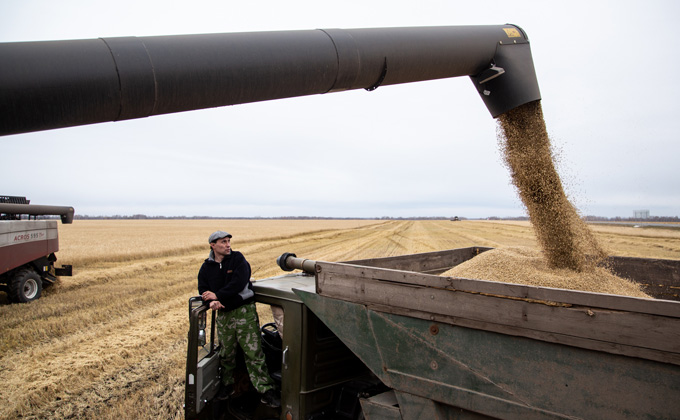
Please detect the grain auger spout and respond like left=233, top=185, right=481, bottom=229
left=0, top=24, right=540, bottom=136
left=0, top=203, right=75, bottom=224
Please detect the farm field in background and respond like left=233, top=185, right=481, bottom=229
left=1, top=219, right=679, bottom=419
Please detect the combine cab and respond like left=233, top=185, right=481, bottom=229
left=0, top=196, right=74, bottom=303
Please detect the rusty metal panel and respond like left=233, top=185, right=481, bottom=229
left=374, top=309, right=680, bottom=420
left=394, top=392, right=495, bottom=420
left=298, top=289, right=680, bottom=419
left=295, top=290, right=391, bottom=388
left=360, top=391, right=402, bottom=420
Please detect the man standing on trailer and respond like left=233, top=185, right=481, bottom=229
left=198, top=230, right=280, bottom=408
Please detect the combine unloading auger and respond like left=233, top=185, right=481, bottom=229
left=0, top=25, right=540, bottom=136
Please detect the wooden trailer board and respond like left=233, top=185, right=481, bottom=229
left=294, top=247, right=680, bottom=420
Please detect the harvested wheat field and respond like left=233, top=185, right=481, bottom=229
left=1, top=219, right=679, bottom=419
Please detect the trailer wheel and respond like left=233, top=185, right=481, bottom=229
left=8, top=268, right=43, bottom=303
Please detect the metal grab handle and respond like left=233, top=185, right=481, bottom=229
left=282, top=346, right=289, bottom=369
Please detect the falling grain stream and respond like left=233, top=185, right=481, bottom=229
left=498, top=100, right=607, bottom=271
left=446, top=100, right=648, bottom=298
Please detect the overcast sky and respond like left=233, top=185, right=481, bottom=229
left=1, top=1, right=678, bottom=218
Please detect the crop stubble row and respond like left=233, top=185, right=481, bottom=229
left=0, top=220, right=451, bottom=419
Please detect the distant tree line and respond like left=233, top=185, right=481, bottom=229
left=583, top=215, right=680, bottom=223
left=22, top=214, right=680, bottom=222
left=69, top=215, right=466, bottom=220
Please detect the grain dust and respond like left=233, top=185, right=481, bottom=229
left=497, top=100, right=607, bottom=272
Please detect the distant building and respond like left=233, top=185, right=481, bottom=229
left=633, top=210, right=650, bottom=219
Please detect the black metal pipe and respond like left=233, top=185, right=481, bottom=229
left=0, top=25, right=540, bottom=136
left=0, top=204, right=75, bottom=224
left=277, top=252, right=317, bottom=274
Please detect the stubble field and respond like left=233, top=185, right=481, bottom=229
left=1, top=219, right=679, bottom=419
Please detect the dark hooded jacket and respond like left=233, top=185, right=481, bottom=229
left=197, top=249, right=255, bottom=311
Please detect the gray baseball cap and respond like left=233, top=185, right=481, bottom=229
left=208, top=230, right=232, bottom=243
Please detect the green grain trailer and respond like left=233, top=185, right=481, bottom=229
left=185, top=248, right=680, bottom=419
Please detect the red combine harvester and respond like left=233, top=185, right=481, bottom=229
left=0, top=196, right=73, bottom=303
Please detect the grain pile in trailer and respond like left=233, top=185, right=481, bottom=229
left=441, top=246, right=650, bottom=298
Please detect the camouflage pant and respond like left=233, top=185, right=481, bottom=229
left=216, top=302, right=274, bottom=393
